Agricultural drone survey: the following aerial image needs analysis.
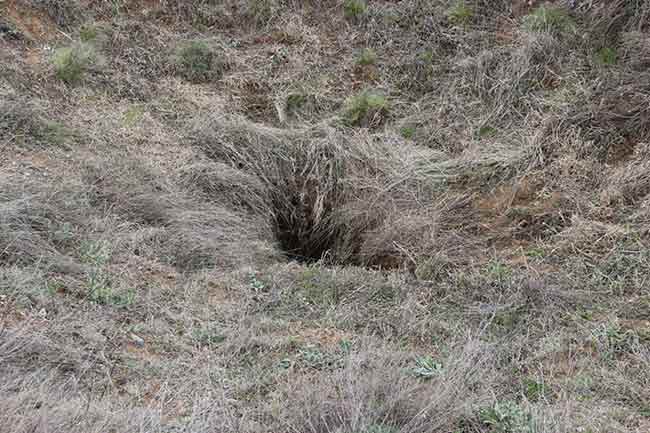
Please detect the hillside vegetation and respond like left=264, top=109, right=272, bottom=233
left=2, top=1, right=650, bottom=432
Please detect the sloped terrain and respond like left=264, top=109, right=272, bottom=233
left=1, top=1, right=650, bottom=432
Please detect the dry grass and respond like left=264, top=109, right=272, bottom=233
left=2, top=0, right=650, bottom=432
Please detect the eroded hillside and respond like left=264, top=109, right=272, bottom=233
left=2, top=1, right=650, bottom=432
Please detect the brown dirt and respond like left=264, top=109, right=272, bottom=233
left=3, top=0, right=60, bottom=42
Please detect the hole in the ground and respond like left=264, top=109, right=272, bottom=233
left=271, top=199, right=341, bottom=263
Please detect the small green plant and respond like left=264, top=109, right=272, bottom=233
left=400, top=125, right=416, bottom=139
left=342, top=90, right=388, bottom=127
left=344, top=0, right=367, bottom=20
left=124, top=105, right=144, bottom=127
left=80, top=240, right=111, bottom=266
left=357, top=48, right=378, bottom=66
left=286, top=92, right=307, bottom=113
left=248, top=273, right=267, bottom=292
left=596, top=47, right=617, bottom=66
left=447, top=2, right=473, bottom=25
left=45, top=279, right=66, bottom=296
left=486, top=260, right=511, bottom=282
left=338, top=339, right=353, bottom=354
left=79, top=240, right=133, bottom=306
left=523, top=378, right=547, bottom=402
left=53, top=42, right=97, bottom=85
left=478, top=125, right=497, bottom=138
left=418, top=50, right=434, bottom=64
left=480, top=400, right=533, bottom=433
left=39, top=121, right=72, bottom=146
left=592, top=321, right=640, bottom=359
left=298, top=267, right=343, bottom=306
left=299, top=346, right=328, bottom=369
left=523, top=6, right=575, bottom=34
left=79, top=23, right=99, bottom=42
left=176, top=40, right=221, bottom=83
left=86, top=267, right=135, bottom=306
left=413, top=356, right=443, bottom=379
left=524, top=247, right=545, bottom=258
left=192, top=327, right=226, bottom=347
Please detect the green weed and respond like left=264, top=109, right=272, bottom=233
left=53, top=42, right=97, bottom=85
left=400, top=125, right=416, bottom=139
left=175, top=40, right=222, bottom=83
left=286, top=92, right=307, bottom=114
left=86, top=269, right=134, bottom=306
left=592, top=320, right=640, bottom=359
left=478, top=125, right=497, bottom=138
left=192, top=327, right=226, bottom=347
left=480, top=400, right=534, bottom=433
left=596, top=47, right=618, bottom=66
left=523, top=6, right=575, bottom=35
left=124, top=105, right=144, bottom=127
left=357, top=48, right=378, bottom=66
left=486, top=260, right=512, bottom=283
left=249, top=273, right=268, bottom=292
left=344, top=0, right=367, bottom=20
left=413, top=355, right=443, bottom=379
left=342, top=90, right=388, bottom=127
left=79, top=23, right=99, bottom=42
left=447, top=3, right=473, bottom=26
left=523, top=378, right=548, bottom=402
left=39, top=121, right=72, bottom=146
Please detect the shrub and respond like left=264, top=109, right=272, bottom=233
left=53, top=42, right=97, bottom=85
left=523, top=6, right=575, bottom=35
left=342, top=90, right=388, bottom=127
left=344, top=0, right=367, bottom=20
left=175, top=40, right=223, bottom=83
left=357, top=48, right=378, bottom=66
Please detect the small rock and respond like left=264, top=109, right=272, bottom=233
left=129, top=333, right=145, bottom=348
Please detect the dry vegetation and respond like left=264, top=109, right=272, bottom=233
left=2, top=0, right=650, bottom=432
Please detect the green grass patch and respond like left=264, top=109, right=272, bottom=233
left=478, top=125, right=497, bottom=138
left=596, top=47, right=618, bottom=66
left=192, top=327, right=227, bottom=347
left=175, top=40, right=224, bottom=83
left=412, top=355, right=443, bottom=379
left=286, top=92, right=308, bottom=114
left=344, top=0, right=367, bottom=20
left=357, top=48, right=378, bottom=66
left=342, top=90, right=388, bottom=127
left=400, top=125, right=416, bottom=139
left=523, top=6, right=575, bottom=34
left=79, top=23, right=100, bottom=42
left=479, top=400, right=534, bottom=433
left=447, top=2, right=473, bottom=26
left=523, top=378, right=549, bottom=402
left=53, top=42, right=97, bottom=85
left=124, top=105, right=145, bottom=127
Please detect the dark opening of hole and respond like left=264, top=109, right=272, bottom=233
left=273, top=213, right=335, bottom=263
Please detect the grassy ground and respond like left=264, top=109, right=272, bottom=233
left=2, top=1, right=650, bottom=432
